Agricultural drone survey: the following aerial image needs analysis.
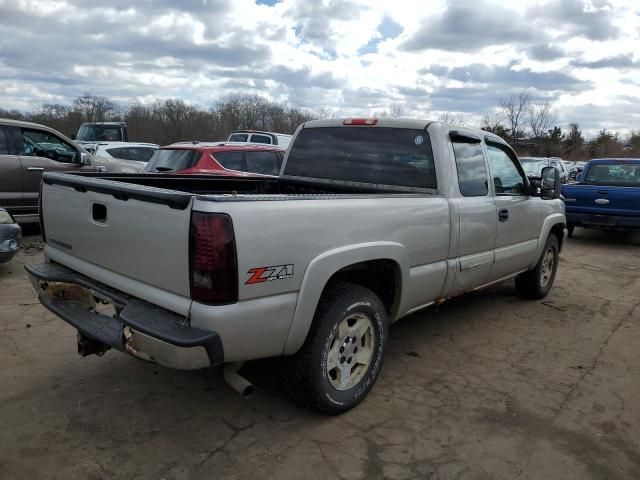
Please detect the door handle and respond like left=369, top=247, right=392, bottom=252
left=498, top=209, right=509, bottom=222
left=26, top=167, right=44, bottom=172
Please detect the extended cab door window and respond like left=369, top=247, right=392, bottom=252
left=451, top=136, right=488, bottom=196
left=486, top=144, right=526, bottom=195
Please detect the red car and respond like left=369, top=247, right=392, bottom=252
left=144, top=142, right=286, bottom=176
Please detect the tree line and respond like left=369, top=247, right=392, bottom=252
left=0, top=94, right=316, bottom=145
left=1, top=92, right=638, bottom=161
left=481, top=91, right=640, bottom=161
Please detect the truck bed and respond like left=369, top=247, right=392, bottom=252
left=47, top=173, right=427, bottom=208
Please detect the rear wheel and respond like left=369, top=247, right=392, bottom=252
left=515, top=235, right=559, bottom=299
left=282, top=281, right=388, bottom=415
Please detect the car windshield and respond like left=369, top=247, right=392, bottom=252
left=144, top=149, right=200, bottom=172
left=77, top=125, right=123, bottom=142
left=284, top=127, right=437, bottom=189
left=583, top=162, right=640, bottom=187
left=519, top=158, right=549, bottom=176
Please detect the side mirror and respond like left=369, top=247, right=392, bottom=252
left=71, top=133, right=76, bottom=140
left=540, top=166, right=560, bottom=200
left=80, top=152, right=92, bottom=166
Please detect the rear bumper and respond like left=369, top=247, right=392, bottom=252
left=25, top=262, right=224, bottom=369
left=567, top=212, right=640, bottom=229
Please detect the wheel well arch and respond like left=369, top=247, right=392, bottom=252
left=550, top=222, right=566, bottom=251
left=324, top=259, right=402, bottom=318
left=282, top=243, right=409, bottom=356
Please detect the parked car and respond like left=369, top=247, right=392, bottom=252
left=227, top=130, right=292, bottom=148
left=84, top=141, right=158, bottom=172
left=74, top=122, right=128, bottom=142
left=520, top=157, right=569, bottom=183
left=0, top=208, right=21, bottom=263
left=144, top=142, right=285, bottom=176
left=568, top=162, right=586, bottom=181
left=27, top=118, right=566, bottom=414
left=0, top=118, right=145, bottom=223
left=562, top=158, right=640, bottom=236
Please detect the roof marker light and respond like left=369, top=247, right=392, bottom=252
left=343, top=118, right=379, bottom=125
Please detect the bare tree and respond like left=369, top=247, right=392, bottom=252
left=499, top=91, right=531, bottom=146
left=528, top=101, right=557, bottom=139
left=389, top=103, right=403, bottom=118
left=437, top=112, right=456, bottom=124
left=72, top=94, right=117, bottom=123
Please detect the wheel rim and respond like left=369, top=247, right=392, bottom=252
left=540, top=247, right=556, bottom=287
left=325, top=313, right=375, bottom=391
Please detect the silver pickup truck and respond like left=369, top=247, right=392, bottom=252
left=27, top=119, right=567, bottom=414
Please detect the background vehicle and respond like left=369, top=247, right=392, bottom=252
left=144, top=142, right=285, bottom=176
left=74, top=122, right=128, bottom=142
left=0, top=118, right=145, bottom=223
left=227, top=130, right=292, bottom=148
left=520, top=157, right=569, bottom=183
left=85, top=141, right=158, bottom=172
left=568, top=162, right=586, bottom=181
left=28, top=119, right=566, bottom=414
left=0, top=208, right=21, bottom=263
left=562, top=158, right=640, bottom=236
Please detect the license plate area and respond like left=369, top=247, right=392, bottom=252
left=40, top=281, right=118, bottom=318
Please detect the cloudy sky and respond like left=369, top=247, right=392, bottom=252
left=0, top=0, right=639, bottom=133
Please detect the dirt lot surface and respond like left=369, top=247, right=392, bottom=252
left=1, top=228, right=639, bottom=480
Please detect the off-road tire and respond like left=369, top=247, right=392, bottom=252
left=282, top=281, right=388, bottom=415
left=515, top=235, right=560, bottom=299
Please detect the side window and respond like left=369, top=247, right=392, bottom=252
left=212, top=151, right=244, bottom=171
left=486, top=144, right=525, bottom=195
left=0, top=127, right=9, bottom=155
left=451, top=137, right=488, bottom=196
left=246, top=151, right=279, bottom=175
left=21, top=128, right=77, bottom=163
left=229, top=133, right=248, bottom=142
left=250, top=134, right=272, bottom=144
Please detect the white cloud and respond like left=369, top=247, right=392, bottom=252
left=0, top=0, right=638, bottom=132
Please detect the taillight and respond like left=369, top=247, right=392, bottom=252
left=189, top=212, right=238, bottom=304
left=343, top=118, right=378, bottom=125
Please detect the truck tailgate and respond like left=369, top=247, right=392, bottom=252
left=41, top=174, right=193, bottom=301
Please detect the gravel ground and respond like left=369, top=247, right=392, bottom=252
left=1, top=227, right=639, bottom=480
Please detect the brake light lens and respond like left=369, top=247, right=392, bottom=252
left=189, top=212, right=238, bottom=304
left=343, top=118, right=378, bottom=125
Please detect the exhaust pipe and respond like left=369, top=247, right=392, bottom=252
left=223, top=363, right=255, bottom=398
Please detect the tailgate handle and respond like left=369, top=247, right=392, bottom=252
left=92, top=203, right=107, bottom=224
left=597, top=190, right=608, bottom=195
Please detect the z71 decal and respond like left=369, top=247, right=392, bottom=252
left=245, top=264, right=294, bottom=285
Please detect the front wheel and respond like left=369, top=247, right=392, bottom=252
left=515, top=235, right=560, bottom=299
left=567, top=224, right=575, bottom=237
left=282, top=281, right=388, bottom=415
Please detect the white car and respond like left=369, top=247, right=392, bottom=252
left=82, top=142, right=159, bottom=172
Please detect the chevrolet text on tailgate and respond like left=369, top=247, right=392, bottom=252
left=28, top=119, right=567, bottom=414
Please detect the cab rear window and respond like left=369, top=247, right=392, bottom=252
left=284, top=127, right=436, bottom=189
